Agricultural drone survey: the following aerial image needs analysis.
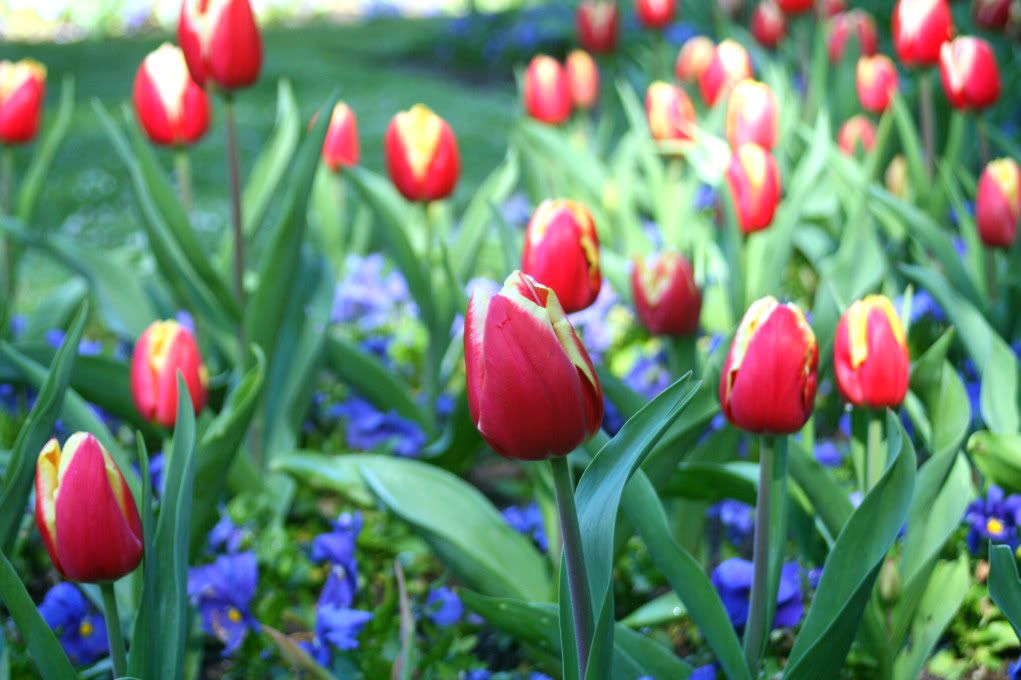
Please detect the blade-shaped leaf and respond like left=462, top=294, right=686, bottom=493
left=989, top=543, right=1021, bottom=641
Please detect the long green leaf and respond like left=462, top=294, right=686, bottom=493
left=989, top=543, right=1021, bottom=641
left=16, top=76, right=74, bottom=223
left=243, top=79, right=301, bottom=237
left=326, top=336, right=429, bottom=428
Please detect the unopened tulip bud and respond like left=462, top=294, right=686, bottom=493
left=879, top=558, right=902, bottom=605
left=976, top=158, right=1021, bottom=249
left=700, top=39, right=754, bottom=107
left=524, top=55, right=573, bottom=125
left=566, top=50, right=600, bottom=110
left=834, top=295, right=910, bottom=408
left=886, top=155, right=909, bottom=198
left=646, top=81, right=696, bottom=142
left=829, top=11, right=879, bottom=63
left=751, top=1, right=787, bottom=49
left=521, top=200, right=601, bottom=314
left=384, top=104, right=460, bottom=202
left=974, top=0, right=1011, bottom=29
left=777, top=0, right=815, bottom=14
left=675, top=36, right=715, bottom=83
left=856, top=55, right=899, bottom=114
left=632, top=253, right=702, bottom=336
left=178, top=0, right=262, bottom=91
left=726, top=143, right=781, bottom=234
left=131, top=320, right=208, bottom=428
left=726, top=79, right=779, bottom=150
left=838, top=115, right=876, bottom=156
left=637, top=0, right=676, bottom=29
left=322, top=102, right=359, bottom=171
left=824, top=0, right=846, bottom=16
left=133, top=43, right=210, bottom=147
left=577, top=1, right=619, bottom=53
left=892, top=0, right=954, bottom=67
left=939, top=37, right=1000, bottom=111
left=0, top=59, right=46, bottom=145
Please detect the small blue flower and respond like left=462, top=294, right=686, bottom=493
left=623, top=352, right=672, bottom=402
left=1009, top=656, right=1021, bottom=680
left=694, top=183, right=718, bottom=212
left=690, top=665, right=717, bottom=680
left=312, top=512, right=362, bottom=610
left=426, top=587, right=463, bottom=627
left=38, top=583, right=108, bottom=666
left=711, top=559, right=803, bottom=631
left=208, top=509, right=246, bottom=554
left=330, top=397, right=426, bottom=458
left=10, top=314, right=25, bottom=338
left=188, top=552, right=259, bottom=656
left=814, top=440, right=843, bottom=467
left=501, top=503, right=549, bottom=552
left=707, top=500, right=754, bottom=546
left=965, top=484, right=1021, bottom=555
left=302, top=603, right=373, bottom=664
left=464, top=671, right=491, bottom=680
left=664, top=23, right=699, bottom=45
left=568, top=283, right=621, bottom=363
left=176, top=309, right=196, bottom=334
left=332, top=254, right=415, bottom=330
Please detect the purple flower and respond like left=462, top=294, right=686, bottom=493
left=965, top=484, right=1021, bottom=555
left=690, top=666, right=717, bottom=680
left=332, top=254, right=415, bottom=330
left=176, top=309, right=196, bottom=334
left=501, top=503, right=549, bottom=552
left=814, top=440, right=843, bottom=467
left=1009, top=656, right=1021, bottom=680
left=623, top=352, right=672, bottom=402
left=188, top=552, right=259, bottom=656
left=707, top=500, right=754, bottom=547
left=694, top=183, right=718, bottom=212
left=568, top=283, right=620, bottom=363
left=302, top=603, right=373, bottom=664
left=312, top=512, right=362, bottom=610
left=330, top=397, right=426, bottom=458
left=426, top=587, right=463, bottom=627
left=711, top=559, right=803, bottom=631
left=38, top=583, right=108, bottom=666
left=208, top=509, right=246, bottom=554
left=895, top=290, right=945, bottom=324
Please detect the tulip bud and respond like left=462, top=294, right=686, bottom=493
left=521, top=200, right=601, bottom=314
left=824, top=0, right=846, bottom=16
left=719, top=296, right=818, bottom=434
left=886, top=155, right=909, bottom=198
left=726, top=143, right=781, bottom=234
left=0, top=59, right=46, bottom=145
left=566, top=50, right=600, bottom=110
left=465, top=271, right=604, bottom=460
left=828, top=11, right=879, bottom=63
left=718, top=0, right=745, bottom=18
left=879, top=557, right=902, bottom=604
left=577, top=1, right=619, bottom=54
left=321, top=102, right=359, bottom=171
left=726, top=79, right=779, bottom=150
left=35, top=433, right=143, bottom=582
left=974, top=0, right=1011, bottom=29
left=892, top=0, right=954, bottom=67
left=524, top=55, right=573, bottom=125
left=837, top=115, right=876, bottom=156
left=646, top=81, right=696, bottom=142
left=637, top=0, right=676, bottom=29
left=856, top=55, right=899, bottom=114
left=834, top=295, right=910, bottom=408
left=751, top=1, right=787, bottom=49
left=384, top=104, right=460, bottom=203
left=632, top=253, right=702, bottom=336
left=178, top=0, right=262, bottom=91
left=133, top=43, right=209, bottom=148
left=939, top=37, right=1000, bottom=111
left=776, top=0, right=815, bottom=14
left=675, top=36, right=715, bottom=83
left=131, top=320, right=208, bottom=428
left=976, top=158, right=1021, bottom=249
left=700, top=39, right=754, bottom=107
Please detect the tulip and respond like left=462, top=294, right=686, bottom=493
left=726, top=143, right=781, bottom=234
left=892, top=0, right=954, bottom=67
left=566, top=50, right=600, bottom=110
left=939, top=37, right=1000, bottom=111
left=321, top=102, right=359, bottom=171
left=974, top=0, right=1011, bottom=29
left=886, top=155, right=909, bottom=198
left=0, top=59, right=46, bottom=145
left=675, top=36, right=715, bottom=83
left=776, top=0, right=814, bottom=14
left=637, top=0, right=676, bottom=29
left=524, top=55, right=573, bottom=125
left=718, top=0, right=745, bottom=18
left=726, top=79, right=779, bottom=150
left=834, top=295, right=910, bottom=408
left=464, top=271, right=603, bottom=460
left=719, top=296, right=818, bottom=434
left=646, top=81, right=696, bottom=142
left=132, top=43, right=210, bottom=147
left=700, top=39, right=754, bottom=107
left=976, top=158, right=1021, bottom=249
left=384, top=104, right=460, bottom=202
left=824, top=0, right=846, bottom=16
left=178, top=0, right=262, bottom=91
left=577, top=1, right=619, bottom=53
left=35, top=433, right=143, bottom=582
left=131, top=320, right=208, bottom=428
left=521, top=200, right=601, bottom=314
left=632, top=252, right=701, bottom=336
left=856, top=55, right=899, bottom=114
left=751, top=1, right=787, bottom=49
left=837, top=115, right=876, bottom=156
left=828, top=11, right=879, bottom=62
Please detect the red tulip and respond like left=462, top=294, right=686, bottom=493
left=828, top=11, right=879, bottom=62
left=974, top=0, right=1011, bottom=29
left=699, top=39, right=754, bottom=107
left=892, top=0, right=954, bottom=67
left=465, top=271, right=603, bottom=461
left=726, top=79, right=779, bottom=150
left=719, top=296, right=818, bottom=434
left=939, top=37, right=1000, bottom=110
left=637, top=0, right=676, bottom=29
left=577, top=1, right=619, bottom=53
left=646, top=81, right=696, bottom=142
left=566, top=50, right=600, bottom=110
left=133, top=43, right=210, bottom=147
left=675, top=36, right=715, bottom=83
left=178, top=0, right=262, bottom=91
left=131, top=320, right=208, bottom=428
left=824, top=0, right=847, bottom=16
left=521, top=200, right=601, bottom=314
left=35, top=433, right=143, bottom=582
left=837, top=115, right=876, bottom=156
left=776, top=0, right=815, bottom=14
left=384, top=104, right=460, bottom=202
left=726, top=143, right=781, bottom=234
left=0, top=59, right=45, bottom=145
left=834, top=295, right=910, bottom=408
left=976, top=158, right=1021, bottom=249
left=632, top=253, right=702, bottom=336
left=524, top=55, right=573, bottom=124
left=856, top=55, right=899, bottom=114
left=751, top=1, right=787, bottom=49
left=322, top=102, right=359, bottom=171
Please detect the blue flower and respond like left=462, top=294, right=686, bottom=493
left=711, top=559, right=803, bottom=631
left=312, top=512, right=362, bottom=610
left=568, top=283, right=621, bottom=362
left=332, top=254, right=415, bottom=330
left=664, top=23, right=699, bottom=45
left=965, top=484, right=1021, bottom=555
left=464, top=671, right=491, bottom=680
left=602, top=396, right=625, bottom=436
left=302, top=603, right=373, bottom=665
left=38, top=583, right=108, bottom=666
left=694, top=183, right=718, bottom=212
left=814, top=440, right=843, bottom=467
left=501, top=503, right=549, bottom=552
left=10, top=314, right=25, bottom=338
left=208, top=509, right=246, bottom=554
left=895, top=289, right=945, bottom=324
left=426, top=587, right=463, bottom=627
left=330, top=397, right=426, bottom=458
left=176, top=309, right=196, bottom=334
left=1009, top=656, right=1021, bottom=680
left=188, top=552, right=259, bottom=656
left=690, top=666, right=717, bottom=680
left=622, top=352, right=672, bottom=401
left=707, top=500, right=754, bottom=547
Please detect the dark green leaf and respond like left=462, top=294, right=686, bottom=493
left=989, top=543, right=1021, bottom=641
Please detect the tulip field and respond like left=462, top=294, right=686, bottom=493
left=4, top=0, right=1021, bottom=677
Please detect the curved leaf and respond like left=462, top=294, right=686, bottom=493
left=16, top=76, right=74, bottom=223
left=989, top=543, right=1021, bottom=641
left=243, top=79, right=301, bottom=237
left=0, top=553, right=76, bottom=679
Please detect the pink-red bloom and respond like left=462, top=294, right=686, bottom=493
left=384, top=104, right=460, bottom=202
left=676, top=36, right=715, bottom=83
left=322, top=102, right=359, bottom=171
left=178, top=0, right=262, bottom=91
left=856, top=55, right=899, bottom=114
left=646, top=81, right=696, bottom=142
left=632, top=253, right=702, bottom=336
left=726, top=143, right=781, bottom=234
left=577, top=1, right=619, bottom=53
left=700, top=39, right=753, bottom=106
left=892, top=0, right=954, bottom=67
left=751, top=1, right=787, bottom=49
left=524, top=55, right=573, bottom=125
left=973, top=0, right=1011, bottom=29
left=131, top=320, right=208, bottom=428
left=566, top=50, right=600, bottom=110
left=521, top=200, right=601, bottom=314
left=0, top=59, right=45, bottom=145
left=133, top=43, right=210, bottom=147
left=834, top=295, right=910, bottom=408
left=838, top=115, right=877, bottom=156
left=828, top=11, right=879, bottom=62
left=976, top=158, right=1021, bottom=249
left=776, top=0, right=814, bottom=14
left=726, top=79, right=779, bottom=150
left=939, top=36, right=1000, bottom=110
left=637, top=0, right=676, bottom=29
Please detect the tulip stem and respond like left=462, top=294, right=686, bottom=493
left=0, top=147, right=12, bottom=338
left=919, top=73, right=935, bottom=175
left=175, top=149, right=192, bottom=212
left=986, top=248, right=998, bottom=303
left=549, top=456, right=593, bottom=678
left=224, top=95, right=246, bottom=325
left=865, top=410, right=885, bottom=491
left=100, top=582, right=127, bottom=678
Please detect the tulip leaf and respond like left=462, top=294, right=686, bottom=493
left=889, top=92, right=929, bottom=204
left=787, top=440, right=853, bottom=540
left=243, top=79, right=301, bottom=238
left=785, top=411, right=916, bottom=679
left=989, top=543, right=1021, bottom=641
left=967, top=431, right=1021, bottom=495
left=453, top=150, right=520, bottom=283
left=0, top=302, right=87, bottom=555
left=16, top=75, right=74, bottom=224
left=908, top=331, right=971, bottom=458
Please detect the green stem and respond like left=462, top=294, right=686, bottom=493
left=175, top=149, right=192, bottom=212
left=549, top=456, right=593, bottom=678
left=421, top=202, right=439, bottom=412
left=224, top=96, right=246, bottom=326
left=1, top=148, right=14, bottom=339
left=986, top=247, right=998, bottom=304
left=919, top=73, right=935, bottom=175
left=100, top=582, right=127, bottom=678
left=978, top=116, right=990, bottom=167
left=865, top=410, right=885, bottom=492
